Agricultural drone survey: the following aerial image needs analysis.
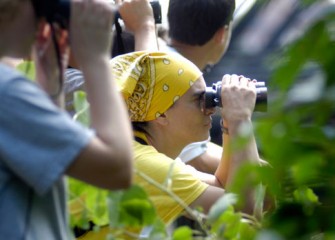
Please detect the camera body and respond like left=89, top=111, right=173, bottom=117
left=205, top=81, right=268, bottom=112
left=31, top=0, right=162, bottom=28
left=31, top=0, right=70, bottom=28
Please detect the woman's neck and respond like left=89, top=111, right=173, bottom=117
left=145, top=130, right=185, bottom=160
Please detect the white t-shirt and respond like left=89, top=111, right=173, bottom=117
left=178, top=138, right=210, bottom=163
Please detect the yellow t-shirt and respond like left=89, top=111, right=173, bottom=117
left=133, top=140, right=209, bottom=224
left=75, top=138, right=209, bottom=239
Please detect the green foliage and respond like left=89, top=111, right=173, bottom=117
left=16, top=61, right=35, bottom=81
left=254, top=9, right=335, bottom=240
left=73, top=91, right=90, bottom=127
left=68, top=177, right=109, bottom=228
left=207, top=194, right=238, bottom=224
left=109, top=185, right=157, bottom=227
left=172, top=226, right=193, bottom=240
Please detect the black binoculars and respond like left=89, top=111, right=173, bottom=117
left=205, top=81, right=268, bottom=112
left=31, top=0, right=162, bottom=28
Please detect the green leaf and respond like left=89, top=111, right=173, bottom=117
left=16, top=61, right=35, bottom=81
left=172, top=226, right=193, bottom=240
left=107, top=191, right=123, bottom=228
left=115, top=185, right=156, bottom=227
left=147, top=219, right=168, bottom=240
left=239, top=220, right=258, bottom=240
left=291, top=153, right=324, bottom=185
left=120, top=199, right=153, bottom=223
left=207, top=193, right=237, bottom=224
left=293, top=186, right=319, bottom=205
left=73, top=90, right=90, bottom=126
left=68, top=177, right=109, bottom=227
left=212, top=207, right=242, bottom=239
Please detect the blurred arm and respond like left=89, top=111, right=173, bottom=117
left=65, top=0, right=133, bottom=190
left=118, top=0, right=158, bottom=51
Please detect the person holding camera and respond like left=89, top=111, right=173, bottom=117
left=0, top=0, right=133, bottom=239
left=77, top=50, right=266, bottom=239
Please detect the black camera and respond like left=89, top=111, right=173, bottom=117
left=31, top=0, right=70, bottom=28
left=31, top=0, right=162, bottom=29
left=115, top=0, right=162, bottom=24
left=205, top=81, right=268, bottom=112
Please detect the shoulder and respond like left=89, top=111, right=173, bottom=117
left=133, top=141, right=208, bottom=186
left=0, top=63, right=27, bottom=87
left=0, top=64, right=46, bottom=107
left=133, top=140, right=209, bottom=223
left=133, top=140, right=172, bottom=166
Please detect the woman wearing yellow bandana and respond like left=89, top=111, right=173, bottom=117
left=79, top=50, right=266, bottom=239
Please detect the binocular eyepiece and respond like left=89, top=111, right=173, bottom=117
left=31, top=0, right=162, bottom=29
left=205, top=81, right=268, bottom=112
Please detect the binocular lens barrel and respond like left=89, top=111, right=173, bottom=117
left=205, top=81, right=268, bottom=112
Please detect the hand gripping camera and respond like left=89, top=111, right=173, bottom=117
left=205, top=81, right=268, bottom=112
left=31, top=0, right=162, bottom=28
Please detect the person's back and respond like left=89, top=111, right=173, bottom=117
left=0, top=0, right=133, bottom=239
left=0, top=63, right=81, bottom=239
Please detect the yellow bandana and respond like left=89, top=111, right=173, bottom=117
left=111, top=51, right=202, bottom=122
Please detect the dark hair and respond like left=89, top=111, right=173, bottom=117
left=111, top=30, right=135, bottom=58
left=132, top=121, right=149, bottom=133
left=168, top=0, right=235, bottom=46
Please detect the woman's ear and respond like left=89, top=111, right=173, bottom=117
left=155, top=113, right=169, bottom=126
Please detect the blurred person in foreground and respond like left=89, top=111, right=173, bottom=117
left=0, top=0, right=133, bottom=239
